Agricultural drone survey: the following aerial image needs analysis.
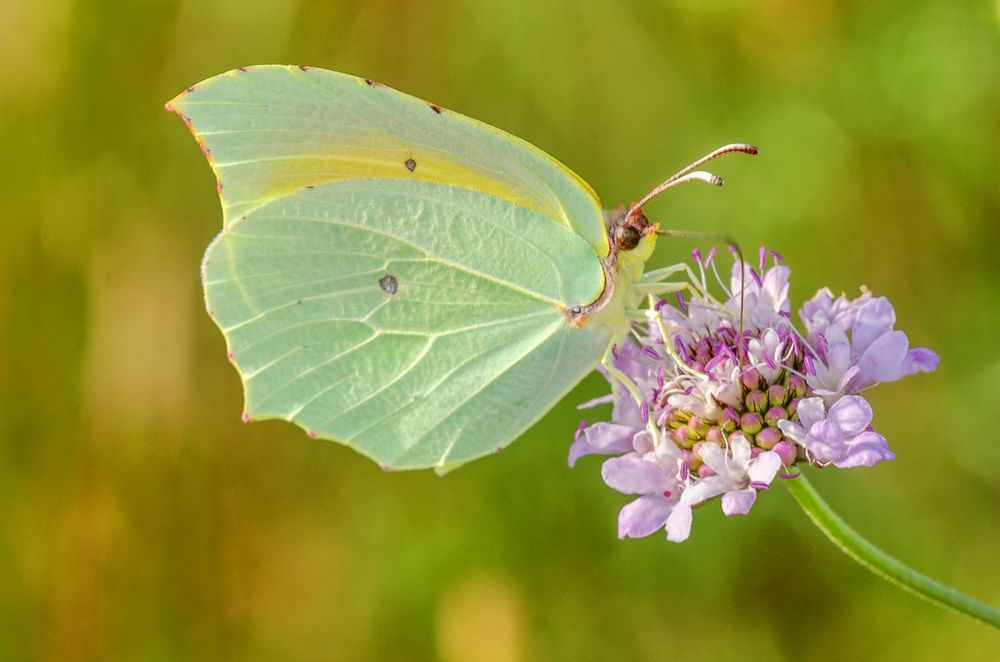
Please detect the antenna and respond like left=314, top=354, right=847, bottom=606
left=626, top=143, right=758, bottom=221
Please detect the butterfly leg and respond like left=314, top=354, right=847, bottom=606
left=600, top=346, right=643, bottom=405
left=640, top=263, right=687, bottom=283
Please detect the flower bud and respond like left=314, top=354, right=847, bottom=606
left=755, top=427, right=782, bottom=449
left=687, top=415, right=709, bottom=437
left=719, top=408, right=740, bottom=433
left=705, top=427, right=725, bottom=446
left=740, top=412, right=763, bottom=435
left=787, top=397, right=801, bottom=417
left=764, top=406, right=787, bottom=427
left=741, top=367, right=762, bottom=391
left=766, top=384, right=787, bottom=407
left=787, top=374, right=807, bottom=398
left=682, top=449, right=703, bottom=473
left=697, top=464, right=717, bottom=478
left=672, top=426, right=693, bottom=448
left=745, top=389, right=767, bottom=413
left=772, top=440, right=798, bottom=466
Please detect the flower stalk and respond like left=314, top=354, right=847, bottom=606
left=784, top=473, right=1000, bottom=629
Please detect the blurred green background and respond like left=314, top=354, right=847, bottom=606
left=3, top=0, right=999, bottom=659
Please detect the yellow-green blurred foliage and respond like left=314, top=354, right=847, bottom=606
left=2, top=1, right=999, bottom=660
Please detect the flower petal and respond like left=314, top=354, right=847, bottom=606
left=826, top=395, right=873, bottom=436
left=796, top=397, right=827, bottom=429
left=722, top=489, right=757, bottom=516
left=747, top=450, right=781, bottom=484
left=665, top=503, right=693, bottom=542
left=852, top=297, right=896, bottom=356
left=568, top=423, right=636, bottom=467
left=856, top=330, right=909, bottom=388
left=833, top=430, right=894, bottom=468
left=618, top=494, right=673, bottom=538
left=602, top=455, right=670, bottom=494
left=881, top=347, right=939, bottom=382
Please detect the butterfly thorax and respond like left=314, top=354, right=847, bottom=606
left=565, top=208, right=657, bottom=336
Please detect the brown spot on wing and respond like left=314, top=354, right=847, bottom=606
left=404, top=158, right=416, bottom=172
left=379, top=274, right=399, bottom=295
left=429, top=103, right=443, bottom=114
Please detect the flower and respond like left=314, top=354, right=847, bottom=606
left=778, top=396, right=894, bottom=468
left=804, top=293, right=939, bottom=402
left=571, top=247, right=937, bottom=542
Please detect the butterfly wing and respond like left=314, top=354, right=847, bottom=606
left=170, top=66, right=616, bottom=470
left=203, top=179, right=613, bottom=469
left=166, top=65, right=609, bottom=255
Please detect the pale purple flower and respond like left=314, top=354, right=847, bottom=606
left=806, top=296, right=939, bottom=401
left=665, top=436, right=782, bottom=541
left=569, top=248, right=937, bottom=542
left=778, top=396, right=894, bottom=468
left=568, top=422, right=637, bottom=468
left=601, top=433, right=687, bottom=540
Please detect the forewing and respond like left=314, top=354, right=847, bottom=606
left=204, top=180, right=612, bottom=469
left=167, top=65, right=609, bottom=255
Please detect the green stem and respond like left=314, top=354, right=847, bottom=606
left=783, top=473, right=1000, bottom=629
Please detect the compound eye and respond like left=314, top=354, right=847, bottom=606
left=616, top=225, right=641, bottom=251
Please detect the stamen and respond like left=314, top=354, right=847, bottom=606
left=674, top=292, right=688, bottom=313
left=642, top=346, right=661, bottom=360
left=640, top=401, right=649, bottom=424
left=574, top=419, right=588, bottom=441
left=577, top=395, right=613, bottom=410
left=779, top=472, right=801, bottom=480
left=680, top=461, right=689, bottom=480
left=704, top=246, right=717, bottom=267
left=750, top=481, right=770, bottom=491
left=705, top=353, right=727, bottom=372
left=749, top=267, right=763, bottom=288
left=674, top=337, right=690, bottom=361
left=763, top=352, right=778, bottom=370
left=758, top=246, right=767, bottom=272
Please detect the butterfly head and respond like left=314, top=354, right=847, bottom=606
left=614, top=209, right=656, bottom=252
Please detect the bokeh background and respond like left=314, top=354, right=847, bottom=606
left=3, top=0, right=999, bottom=659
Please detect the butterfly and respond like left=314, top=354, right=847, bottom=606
left=166, top=65, right=755, bottom=472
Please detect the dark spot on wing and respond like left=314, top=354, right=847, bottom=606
left=298, top=65, right=310, bottom=71
left=379, top=274, right=398, bottom=295
left=306, top=185, right=314, bottom=189
left=405, top=158, right=416, bottom=172
left=238, top=66, right=248, bottom=72
left=429, top=103, right=443, bottom=114
left=365, top=79, right=384, bottom=88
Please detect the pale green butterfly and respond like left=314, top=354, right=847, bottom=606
left=167, top=65, right=755, bottom=472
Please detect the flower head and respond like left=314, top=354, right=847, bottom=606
left=571, top=247, right=937, bottom=542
